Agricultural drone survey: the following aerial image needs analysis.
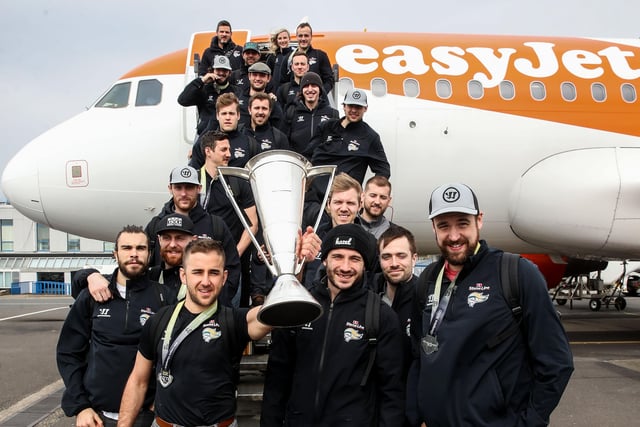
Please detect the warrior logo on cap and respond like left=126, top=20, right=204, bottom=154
left=442, top=187, right=461, bottom=203
left=181, top=168, right=193, bottom=179
left=352, top=91, right=362, bottom=100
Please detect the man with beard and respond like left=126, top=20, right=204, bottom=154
left=230, top=42, right=271, bottom=92
left=245, top=92, right=289, bottom=153
left=358, top=175, right=394, bottom=239
left=283, top=71, right=338, bottom=159
left=407, top=183, right=573, bottom=427
left=57, top=225, right=167, bottom=427
left=178, top=55, right=238, bottom=135
left=276, top=50, right=309, bottom=112
left=237, top=62, right=283, bottom=129
left=261, top=224, right=404, bottom=426
left=198, top=20, right=243, bottom=75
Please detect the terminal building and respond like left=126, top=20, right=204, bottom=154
left=0, top=203, right=116, bottom=293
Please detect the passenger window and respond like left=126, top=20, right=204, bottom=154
left=403, top=78, right=420, bottom=98
left=530, top=82, right=546, bottom=100
left=621, top=83, right=636, bottom=103
left=135, top=79, right=162, bottom=106
left=561, top=82, right=577, bottom=101
left=95, top=82, right=131, bottom=108
left=499, top=81, right=515, bottom=100
left=468, top=80, right=483, bottom=100
left=339, top=78, right=354, bottom=94
left=591, top=83, right=606, bottom=102
left=435, top=79, right=452, bottom=99
left=371, top=78, right=387, bottom=97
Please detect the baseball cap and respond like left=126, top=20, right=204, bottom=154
left=343, top=88, right=368, bottom=107
left=243, top=41, right=259, bottom=52
left=156, top=213, right=194, bottom=235
left=428, top=183, right=479, bottom=219
left=169, top=166, right=200, bottom=185
left=300, top=72, right=323, bottom=91
left=321, top=223, right=376, bottom=267
left=248, top=62, right=271, bottom=75
left=213, top=55, right=232, bottom=70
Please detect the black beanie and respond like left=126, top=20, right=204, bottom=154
left=321, top=224, right=376, bottom=267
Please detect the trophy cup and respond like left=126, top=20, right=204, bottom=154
left=218, top=150, right=335, bottom=327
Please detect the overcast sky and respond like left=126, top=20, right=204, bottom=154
left=1, top=0, right=639, bottom=200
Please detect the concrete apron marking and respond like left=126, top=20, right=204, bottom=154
left=0, top=307, right=68, bottom=322
left=0, top=379, right=64, bottom=423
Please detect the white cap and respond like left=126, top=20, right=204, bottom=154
left=343, top=89, right=368, bottom=107
left=428, top=183, right=479, bottom=219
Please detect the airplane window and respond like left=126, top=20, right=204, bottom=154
left=530, top=81, right=546, bottom=101
left=371, top=78, right=387, bottom=97
left=561, top=82, right=577, bottom=102
left=621, top=83, right=636, bottom=103
left=136, top=79, right=162, bottom=106
left=591, top=83, right=606, bottom=102
left=95, top=82, right=131, bottom=108
left=468, top=80, right=484, bottom=99
left=339, top=78, right=354, bottom=94
left=403, top=78, right=420, bottom=98
left=499, top=81, right=515, bottom=100
left=436, top=79, right=452, bottom=99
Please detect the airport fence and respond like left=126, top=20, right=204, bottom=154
left=10, top=281, right=71, bottom=295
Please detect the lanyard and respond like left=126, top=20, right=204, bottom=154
left=428, top=267, right=456, bottom=337
left=160, top=300, right=218, bottom=375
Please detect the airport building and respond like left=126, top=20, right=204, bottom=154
left=0, top=203, right=116, bottom=293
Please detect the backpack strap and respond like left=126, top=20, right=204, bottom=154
left=486, top=252, right=523, bottom=349
left=152, top=306, right=174, bottom=351
left=361, top=290, right=381, bottom=386
left=209, top=214, right=226, bottom=242
left=220, top=306, right=241, bottom=385
left=416, top=262, right=439, bottom=309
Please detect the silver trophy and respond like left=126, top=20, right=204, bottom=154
left=218, top=150, right=335, bottom=327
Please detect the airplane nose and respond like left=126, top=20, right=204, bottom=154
left=1, top=141, right=48, bottom=225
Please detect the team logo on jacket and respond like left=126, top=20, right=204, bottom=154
left=468, top=283, right=491, bottom=292
left=344, top=319, right=365, bottom=342
left=309, top=57, right=317, bottom=66
left=296, top=115, right=305, bottom=123
left=347, top=140, right=360, bottom=151
left=320, top=115, right=330, bottom=122
left=139, top=308, right=155, bottom=326
left=233, top=51, right=241, bottom=58
left=201, top=320, right=222, bottom=343
left=260, top=139, right=273, bottom=150
left=467, top=292, right=489, bottom=308
left=234, top=147, right=247, bottom=159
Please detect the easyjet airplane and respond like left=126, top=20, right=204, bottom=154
left=2, top=29, right=640, bottom=287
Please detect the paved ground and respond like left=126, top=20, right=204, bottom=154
left=1, top=294, right=639, bottom=426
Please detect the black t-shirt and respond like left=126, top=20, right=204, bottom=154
left=138, top=304, right=250, bottom=425
left=202, top=175, right=255, bottom=243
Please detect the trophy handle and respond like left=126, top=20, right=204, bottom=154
left=294, top=165, right=336, bottom=274
left=217, top=167, right=279, bottom=277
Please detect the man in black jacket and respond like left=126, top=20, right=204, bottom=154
left=261, top=224, right=404, bottom=426
left=57, top=225, right=167, bottom=427
left=198, top=20, right=243, bottom=75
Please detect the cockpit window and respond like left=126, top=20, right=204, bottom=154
left=135, top=79, right=162, bottom=106
left=95, top=82, right=131, bottom=108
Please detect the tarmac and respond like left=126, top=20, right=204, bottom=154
left=1, top=294, right=639, bottom=427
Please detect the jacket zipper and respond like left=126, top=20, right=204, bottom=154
left=314, top=297, right=335, bottom=417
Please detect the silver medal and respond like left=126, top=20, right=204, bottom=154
left=421, top=334, right=439, bottom=355
left=158, top=370, right=173, bottom=387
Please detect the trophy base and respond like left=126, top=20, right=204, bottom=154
left=257, top=274, right=323, bottom=327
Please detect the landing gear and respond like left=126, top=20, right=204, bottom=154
left=589, top=298, right=601, bottom=311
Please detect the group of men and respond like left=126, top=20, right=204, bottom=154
left=56, top=17, right=574, bottom=427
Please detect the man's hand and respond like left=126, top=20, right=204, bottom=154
left=88, top=273, right=112, bottom=302
left=297, top=226, right=321, bottom=262
left=76, top=407, right=103, bottom=427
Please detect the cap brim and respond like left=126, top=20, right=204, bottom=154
left=428, top=207, right=478, bottom=220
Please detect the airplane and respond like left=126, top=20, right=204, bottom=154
left=2, top=29, right=640, bottom=288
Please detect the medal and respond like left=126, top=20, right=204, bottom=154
left=422, top=334, right=439, bottom=355
left=158, top=370, right=174, bottom=387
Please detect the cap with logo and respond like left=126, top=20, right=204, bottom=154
left=248, top=62, right=271, bottom=75
left=320, top=223, right=376, bottom=268
left=343, top=88, right=368, bottom=107
left=428, top=183, right=479, bottom=219
left=243, top=41, right=260, bottom=52
left=300, top=72, right=323, bottom=91
left=169, top=166, right=200, bottom=185
left=213, top=55, right=232, bottom=71
left=156, top=213, right=194, bottom=235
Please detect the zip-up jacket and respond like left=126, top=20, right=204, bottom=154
left=198, top=37, right=243, bottom=75
left=190, top=125, right=259, bottom=170
left=278, top=46, right=334, bottom=94
left=407, top=241, right=574, bottom=426
left=57, top=269, right=169, bottom=416
left=177, top=77, right=238, bottom=134
left=261, top=276, right=404, bottom=426
left=244, top=123, right=289, bottom=152
left=284, top=98, right=339, bottom=159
